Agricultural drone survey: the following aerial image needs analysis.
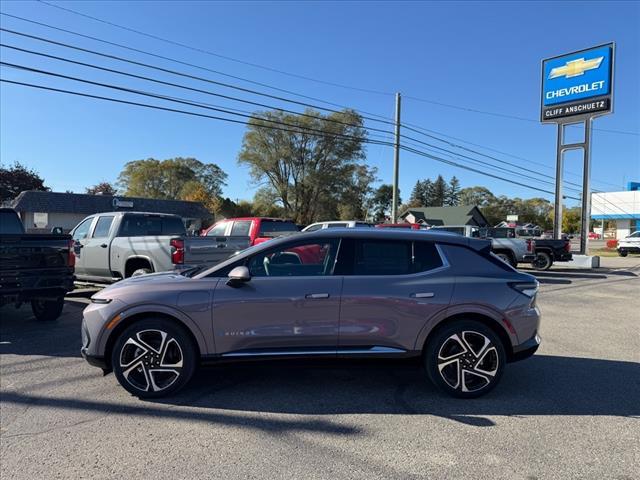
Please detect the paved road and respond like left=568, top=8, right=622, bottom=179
left=1, top=258, right=639, bottom=479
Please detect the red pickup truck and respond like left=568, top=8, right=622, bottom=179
left=202, top=217, right=299, bottom=246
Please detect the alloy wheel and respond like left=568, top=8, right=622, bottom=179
left=119, top=329, right=184, bottom=393
left=437, top=330, right=499, bottom=393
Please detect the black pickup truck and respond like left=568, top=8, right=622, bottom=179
left=487, top=227, right=573, bottom=270
left=0, top=208, right=75, bottom=320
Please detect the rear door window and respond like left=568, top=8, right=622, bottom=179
left=412, top=241, right=444, bottom=272
left=230, top=220, right=252, bottom=236
left=353, top=240, right=412, bottom=275
left=92, top=216, right=114, bottom=238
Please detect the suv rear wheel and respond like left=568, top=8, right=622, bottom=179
left=111, top=318, right=197, bottom=398
left=425, top=320, right=505, bottom=398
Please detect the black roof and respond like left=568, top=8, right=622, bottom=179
left=10, top=191, right=212, bottom=219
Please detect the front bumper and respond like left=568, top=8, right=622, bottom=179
left=81, top=347, right=109, bottom=370
left=510, top=333, right=541, bottom=362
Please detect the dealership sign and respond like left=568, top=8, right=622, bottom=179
left=541, top=43, right=614, bottom=122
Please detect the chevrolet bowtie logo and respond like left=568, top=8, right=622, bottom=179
left=549, top=57, right=604, bottom=79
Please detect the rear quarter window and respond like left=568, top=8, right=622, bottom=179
left=440, top=243, right=513, bottom=274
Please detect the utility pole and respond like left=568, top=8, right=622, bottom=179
left=391, top=92, right=401, bottom=223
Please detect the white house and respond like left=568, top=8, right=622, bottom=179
left=591, top=183, right=640, bottom=239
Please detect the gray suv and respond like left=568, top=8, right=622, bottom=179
left=81, top=229, right=541, bottom=399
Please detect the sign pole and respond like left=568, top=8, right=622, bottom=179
left=554, top=124, right=564, bottom=240
left=391, top=92, right=401, bottom=223
left=580, top=118, right=593, bottom=255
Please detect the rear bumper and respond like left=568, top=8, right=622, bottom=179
left=554, top=252, right=573, bottom=262
left=510, top=333, right=541, bottom=362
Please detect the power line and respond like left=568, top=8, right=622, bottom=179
left=36, top=0, right=396, bottom=97
left=401, top=126, right=585, bottom=191
left=2, top=77, right=582, bottom=200
left=0, top=42, right=396, bottom=136
left=0, top=13, right=396, bottom=124
left=24, top=5, right=639, bottom=137
left=0, top=62, right=389, bottom=146
left=400, top=145, right=580, bottom=200
left=3, top=59, right=586, bottom=196
left=1, top=15, right=633, bottom=192
left=401, top=122, right=626, bottom=190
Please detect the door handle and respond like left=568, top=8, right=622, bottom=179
left=305, top=293, right=330, bottom=299
left=100, top=243, right=108, bottom=248
left=217, top=244, right=227, bottom=248
left=412, top=292, right=435, bottom=298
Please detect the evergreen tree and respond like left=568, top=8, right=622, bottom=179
left=445, top=176, right=460, bottom=206
left=432, top=175, right=447, bottom=207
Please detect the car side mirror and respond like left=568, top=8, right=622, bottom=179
left=227, top=266, right=251, bottom=287
left=51, top=227, right=63, bottom=234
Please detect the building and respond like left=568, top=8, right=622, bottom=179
left=591, top=183, right=640, bottom=239
left=399, top=205, right=489, bottom=227
left=9, top=191, right=212, bottom=233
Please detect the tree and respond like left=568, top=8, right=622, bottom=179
left=0, top=162, right=49, bottom=201
left=369, top=184, right=400, bottom=223
left=562, top=207, right=582, bottom=234
left=238, top=108, right=370, bottom=224
left=117, top=157, right=227, bottom=200
left=86, top=182, right=116, bottom=196
left=445, top=176, right=460, bottom=206
left=252, top=187, right=286, bottom=218
left=458, top=186, right=496, bottom=207
left=432, top=175, right=447, bottom=207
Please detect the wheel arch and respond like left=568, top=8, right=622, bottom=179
left=124, top=256, right=155, bottom=278
left=416, top=308, right=516, bottom=361
left=101, top=306, right=208, bottom=370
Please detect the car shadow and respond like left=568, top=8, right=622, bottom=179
left=144, top=354, right=640, bottom=426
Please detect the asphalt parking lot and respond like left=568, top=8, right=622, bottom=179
left=1, top=257, right=639, bottom=479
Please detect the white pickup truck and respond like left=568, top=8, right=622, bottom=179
left=430, top=225, right=536, bottom=268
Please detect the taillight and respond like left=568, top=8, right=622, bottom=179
left=68, top=239, right=76, bottom=268
left=510, top=281, right=539, bottom=298
left=526, top=239, right=535, bottom=253
left=170, top=238, right=184, bottom=264
left=564, top=241, right=571, bottom=252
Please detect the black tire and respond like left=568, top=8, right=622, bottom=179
left=425, top=320, right=506, bottom=399
left=31, top=297, right=65, bottom=321
left=130, top=268, right=152, bottom=277
left=532, top=251, right=553, bottom=271
left=618, top=249, right=628, bottom=257
left=111, top=318, right=197, bottom=398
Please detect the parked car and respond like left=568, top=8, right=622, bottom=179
left=617, top=231, right=640, bottom=257
left=0, top=208, right=75, bottom=320
left=302, top=220, right=372, bottom=231
left=71, top=211, right=190, bottom=283
left=430, top=225, right=536, bottom=268
left=202, top=217, right=299, bottom=246
left=588, top=232, right=602, bottom=240
left=81, top=229, right=541, bottom=399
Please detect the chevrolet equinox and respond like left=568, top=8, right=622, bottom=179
left=81, top=229, right=541, bottom=399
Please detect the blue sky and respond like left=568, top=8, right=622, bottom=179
left=1, top=0, right=638, bottom=207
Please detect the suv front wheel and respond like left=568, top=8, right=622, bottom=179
left=111, top=319, right=197, bottom=398
left=425, top=320, right=506, bottom=398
